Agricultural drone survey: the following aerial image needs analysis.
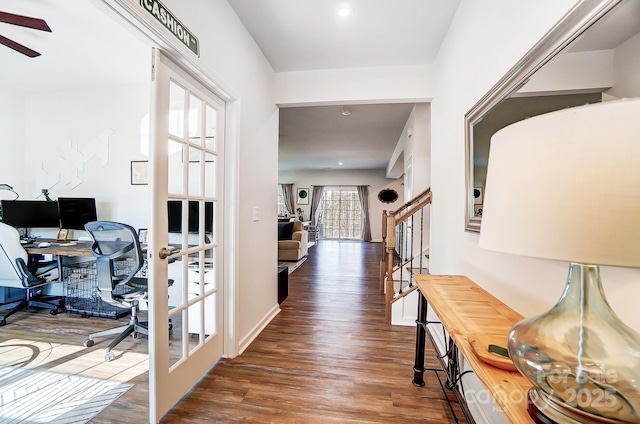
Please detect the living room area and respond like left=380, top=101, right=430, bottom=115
left=276, top=104, right=429, bottom=264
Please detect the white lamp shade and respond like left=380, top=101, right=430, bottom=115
left=479, top=97, right=640, bottom=267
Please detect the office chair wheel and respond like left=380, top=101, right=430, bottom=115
left=84, top=339, right=95, bottom=347
left=105, top=352, right=115, bottom=362
left=49, top=309, right=58, bottom=315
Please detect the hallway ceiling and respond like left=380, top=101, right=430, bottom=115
left=279, top=103, right=415, bottom=172
left=226, top=0, right=460, bottom=72
left=226, top=0, right=460, bottom=173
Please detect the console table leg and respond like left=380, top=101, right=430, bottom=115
left=412, top=290, right=428, bottom=387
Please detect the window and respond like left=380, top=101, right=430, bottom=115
left=318, top=188, right=362, bottom=239
left=277, top=185, right=287, bottom=216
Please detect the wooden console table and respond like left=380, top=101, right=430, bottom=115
left=412, top=274, right=534, bottom=424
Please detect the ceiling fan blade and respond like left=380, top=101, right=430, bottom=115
left=0, top=34, right=40, bottom=57
left=0, top=11, right=51, bottom=32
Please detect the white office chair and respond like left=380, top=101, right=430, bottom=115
left=0, top=222, right=63, bottom=326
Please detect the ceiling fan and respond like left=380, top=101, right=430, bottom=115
left=0, top=11, right=51, bottom=57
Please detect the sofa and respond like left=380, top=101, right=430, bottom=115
left=278, top=221, right=308, bottom=261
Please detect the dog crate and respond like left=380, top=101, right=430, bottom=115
left=64, top=260, right=138, bottom=320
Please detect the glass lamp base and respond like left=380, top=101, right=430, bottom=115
left=509, top=263, right=640, bottom=423
left=528, top=388, right=626, bottom=424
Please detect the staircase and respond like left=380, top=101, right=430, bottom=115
left=380, top=187, right=432, bottom=324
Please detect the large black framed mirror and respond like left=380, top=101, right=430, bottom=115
left=465, top=0, right=639, bottom=232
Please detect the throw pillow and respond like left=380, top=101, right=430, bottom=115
left=278, top=222, right=294, bottom=240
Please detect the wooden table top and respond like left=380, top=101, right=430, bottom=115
left=413, top=274, right=534, bottom=424
left=25, top=240, right=95, bottom=257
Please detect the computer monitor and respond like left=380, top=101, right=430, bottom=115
left=57, top=197, right=98, bottom=230
left=1, top=200, right=60, bottom=229
left=167, top=200, right=182, bottom=233
left=168, top=200, right=213, bottom=233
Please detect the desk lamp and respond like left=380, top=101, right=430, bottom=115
left=479, top=98, right=640, bottom=423
left=0, top=184, right=19, bottom=200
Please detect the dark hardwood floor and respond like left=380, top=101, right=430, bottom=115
left=162, top=240, right=464, bottom=423
left=0, top=240, right=463, bottom=423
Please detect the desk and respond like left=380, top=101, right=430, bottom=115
left=412, top=275, right=533, bottom=424
left=25, top=240, right=94, bottom=283
left=24, top=240, right=94, bottom=258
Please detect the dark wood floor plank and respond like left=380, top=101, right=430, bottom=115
left=0, top=240, right=464, bottom=423
left=162, top=240, right=464, bottom=423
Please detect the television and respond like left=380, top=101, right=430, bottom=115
left=57, top=197, right=98, bottom=230
left=1, top=200, right=60, bottom=229
left=168, top=200, right=213, bottom=233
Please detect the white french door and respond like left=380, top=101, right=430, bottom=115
left=148, top=50, right=225, bottom=422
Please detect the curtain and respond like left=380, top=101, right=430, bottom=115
left=309, top=186, right=324, bottom=225
left=281, top=183, right=295, bottom=216
left=357, top=185, right=372, bottom=242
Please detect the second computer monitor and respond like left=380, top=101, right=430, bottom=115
left=57, top=197, right=98, bottom=230
left=168, top=200, right=213, bottom=233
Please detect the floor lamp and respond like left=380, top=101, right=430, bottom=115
left=479, top=98, right=640, bottom=423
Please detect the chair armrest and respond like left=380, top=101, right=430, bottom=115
left=15, top=258, right=49, bottom=288
left=292, top=230, right=308, bottom=243
left=278, top=240, right=301, bottom=248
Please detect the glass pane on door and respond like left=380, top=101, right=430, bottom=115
left=318, top=188, right=362, bottom=239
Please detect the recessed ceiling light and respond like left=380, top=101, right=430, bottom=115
left=339, top=162, right=344, bottom=166
left=338, top=8, right=350, bottom=17
left=341, top=108, right=351, bottom=116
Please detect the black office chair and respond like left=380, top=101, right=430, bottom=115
left=82, top=221, right=150, bottom=362
left=0, top=223, right=64, bottom=326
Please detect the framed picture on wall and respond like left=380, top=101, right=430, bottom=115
left=131, top=161, right=148, bottom=185
left=473, top=187, right=483, bottom=204
left=297, top=188, right=309, bottom=205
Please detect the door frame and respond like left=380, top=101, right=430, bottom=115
left=94, top=0, right=240, bottom=418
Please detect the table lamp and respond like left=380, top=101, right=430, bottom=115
left=479, top=97, right=640, bottom=423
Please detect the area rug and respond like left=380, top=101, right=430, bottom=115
left=0, top=365, right=133, bottom=424
left=278, top=256, right=307, bottom=274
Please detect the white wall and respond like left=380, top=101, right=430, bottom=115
left=609, top=32, right=640, bottom=98
left=23, top=84, right=151, bottom=234
left=519, top=50, right=614, bottom=94
left=429, top=0, right=640, bottom=331
left=278, top=169, right=403, bottom=242
left=275, top=65, right=435, bottom=106
left=0, top=83, right=149, bottom=241
left=403, top=103, right=431, bottom=197
left=0, top=90, right=25, bottom=198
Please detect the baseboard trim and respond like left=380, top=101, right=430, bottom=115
left=237, top=304, right=281, bottom=355
left=391, top=317, right=416, bottom=327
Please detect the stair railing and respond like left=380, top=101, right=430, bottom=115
left=380, top=187, right=432, bottom=323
